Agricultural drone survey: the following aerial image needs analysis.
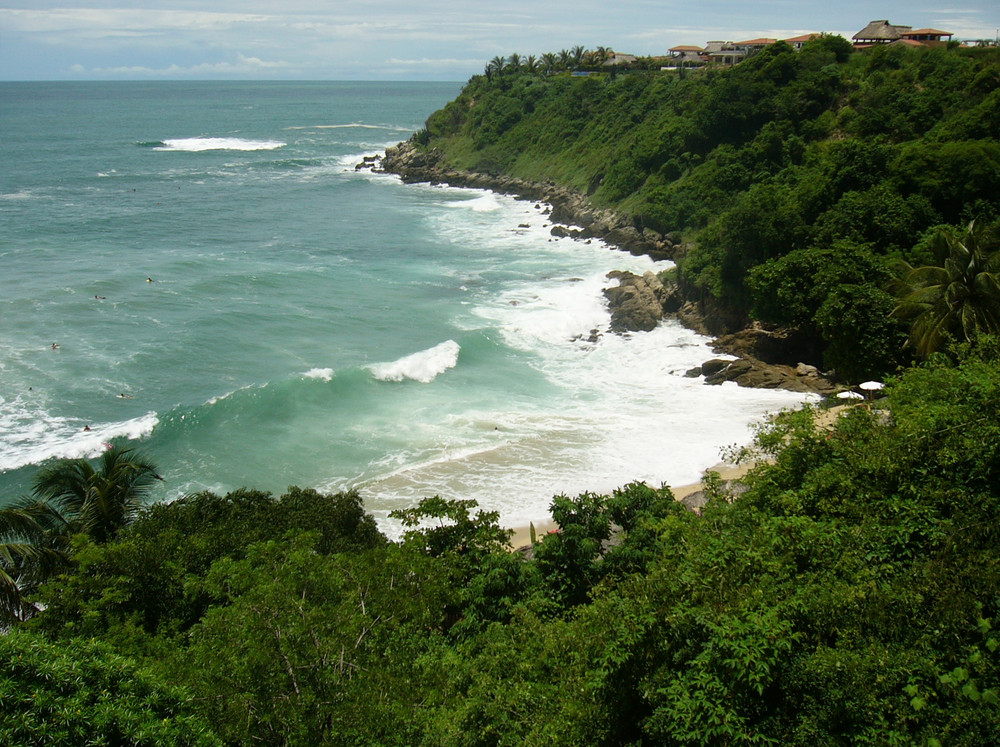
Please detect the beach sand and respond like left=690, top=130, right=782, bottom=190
left=505, top=403, right=855, bottom=549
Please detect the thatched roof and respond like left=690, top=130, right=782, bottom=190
left=853, top=20, right=911, bottom=42
left=602, top=53, right=637, bottom=66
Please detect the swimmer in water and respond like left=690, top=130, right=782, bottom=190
left=146, top=277, right=153, bottom=283
left=51, top=342, right=59, bottom=350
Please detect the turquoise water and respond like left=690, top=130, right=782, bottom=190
left=0, top=81, right=809, bottom=532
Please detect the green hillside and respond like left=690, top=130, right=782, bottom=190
left=410, top=37, right=1000, bottom=380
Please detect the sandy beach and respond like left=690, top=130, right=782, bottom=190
left=506, top=403, right=854, bottom=549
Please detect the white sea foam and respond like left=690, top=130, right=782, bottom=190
left=155, top=137, right=286, bottom=152
left=369, top=340, right=460, bottom=383
left=346, top=186, right=814, bottom=535
left=446, top=192, right=504, bottom=213
left=0, top=405, right=159, bottom=472
left=0, top=190, right=39, bottom=200
left=303, top=368, right=335, bottom=381
left=285, top=123, right=414, bottom=132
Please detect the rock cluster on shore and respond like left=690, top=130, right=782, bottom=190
left=380, top=142, right=678, bottom=261
left=375, top=141, right=839, bottom=395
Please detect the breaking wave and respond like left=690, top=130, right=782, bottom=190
left=368, top=341, right=461, bottom=383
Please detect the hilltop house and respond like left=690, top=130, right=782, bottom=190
left=661, top=45, right=706, bottom=69
left=784, top=33, right=822, bottom=51
left=735, top=38, right=779, bottom=56
left=900, top=28, right=954, bottom=45
left=703, top=41, right=745, bottom=66
left=853, top=20, right=953, bottom=47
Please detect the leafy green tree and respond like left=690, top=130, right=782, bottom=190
left=30, top=486, right=386, bottom=644
left=177, top=535, right=449, bottom=746
left=815, top=282, right=909, bottom=380
left=0, top=630, right=221, bottom=746
left=391, top=496, right=512, bottom=559
left=892, top=220, right=1000, bottom=357
left=32, top=448, right=163, bottom=544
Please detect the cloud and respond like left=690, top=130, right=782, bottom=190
left=0, top=8, right=273, bottom=34
left=69, top=54, right=291, bottom=78
left=3, top=1, right=999, bottom=80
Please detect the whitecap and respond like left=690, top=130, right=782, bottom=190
left=0, top=410, right=159, bottom=472
left=303, top=367, right=334, bottom=382
left=285, top=123, right=414, bottom=132
left=446, top=192, right=503, bottom=213
left=154, top=137, right=286, bottom=152
left=369, top=340, right=460, bottom=383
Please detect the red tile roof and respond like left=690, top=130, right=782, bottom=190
left=735, top=38, right=778, bottom=46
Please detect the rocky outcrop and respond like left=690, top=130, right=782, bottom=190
left=712, top=324, right=824, bottom=368
left=603, top=270, right=681, bottom=333
left=685, top=355, right=837, bottom=394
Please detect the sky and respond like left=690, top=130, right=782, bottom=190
left=1, top=1, right=998, bottom=81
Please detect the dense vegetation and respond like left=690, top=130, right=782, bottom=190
left=4, top=39, right=1000, bottom=744
left=3, top=341, right=1000, bottom=744
left=416, top=38, right=1000, bottom=379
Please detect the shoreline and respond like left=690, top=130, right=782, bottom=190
left=375, top=142, right=840, bottom=397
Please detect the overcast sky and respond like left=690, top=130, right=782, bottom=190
left=2, top=1, right=998, bottom=81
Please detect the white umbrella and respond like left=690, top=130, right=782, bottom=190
left=859, top=381, right=884, bottom=391
left=836, top=391, right=865, bottom=400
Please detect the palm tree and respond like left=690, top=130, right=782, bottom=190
left=892, top=221, right=1000, bottom=357
left=525, top=55, right=539, bottom=74
left=506, top=52, right=522, bottom=74
left=571, top=45, right=586, bottom=68
left=488, top=55, right=506, bottom=80
left=542, top=52, right=558, bottom=75
left=1, top=500, right=69, bottom=627
left=558, top=49, right=573, bottom=70
left=32, top=448, right=163, bottom=544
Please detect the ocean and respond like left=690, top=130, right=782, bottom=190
left=0, top=81, right=811, bottom=534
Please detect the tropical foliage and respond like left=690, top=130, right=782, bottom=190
left=2, top=341, right=997, bottom=743
left=0, top=500, right=67, bottom=627
left=418, top=39, right=1000, bottom=379
left=31, top=447, right=163, bottom=543
left=892, top=220, right=1000, bottom=356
